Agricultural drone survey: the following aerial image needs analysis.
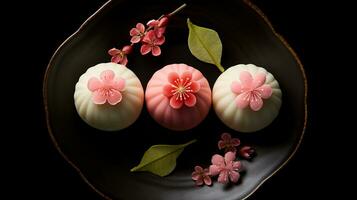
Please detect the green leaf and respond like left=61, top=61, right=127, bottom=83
left=130, top=139, right=197, bottom=177
left=187, top=18, right=225, bottom=72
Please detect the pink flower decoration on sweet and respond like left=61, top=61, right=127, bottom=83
left=87, top=70, right=126, bottom=105
left=140, top=30, right=165, bottom=56
left=191, top=166, right=212, bottom=186
left=163, top=71, right=201, bottom=109
left=209, top=152, right=242, bottom=184
left=147, top=16, right=169, bottom=38
left=239, top=146, right=255, bottom=160
left=218, top=133, right=241, bottom=153
left=108, top=45, right=132, bottom=65
left=231, top=71, right=273, bottom=111
left=130, top=23, right=146, bottom=43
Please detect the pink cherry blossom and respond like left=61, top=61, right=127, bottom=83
left=238, top=146, right=255, bottom=160
left=108, top=45, right=132, bottom=65
left=140, top=30, right=165, bottom=56
left=147, top=16, right=169, bottom=38
left=163, top=71, right=201, bottom=109
left=218, top=133, right=241, bottom=153
left=231, top=71, right=273, bottom=111
left=191, top=166, right=212, bottom=186
left=209, top=152, right=242, bottom=184
left=129, top=23, right=145, bottom=43
left=87, top=70, right=126, bottom=105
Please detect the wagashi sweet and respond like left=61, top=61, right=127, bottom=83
left=212, top=64, right=282, bottom=132
left=74, top=63, right=144, bottom=131
left=145, top=63, right=212, bottom=131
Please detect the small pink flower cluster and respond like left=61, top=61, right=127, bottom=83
left=108, top=16, right=169, bottom=66
left=192, top=133, right=256, bottom=186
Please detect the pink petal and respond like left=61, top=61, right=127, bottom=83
left=239, top=146, right=255, bottom=160
left=136, top=23, right=145, bottom=33
left=209, top=165, right=221, bottom=176
left=184, top=93, right=197, bottom=107
left=151, top=46, right=161, bottom=56
left=235, top=92, right=250, bottom=109
left=158, top=17, right=169, bottom=27
left=111, top=55, right=121, bottom=63
left=100, top=70, right=115, bottom=82
left=232, top=161, right=242, bottom=170
left=143, top=30, right=155, bottom=43
left=221, top=133, right=232, bottom=141
left=195, top=179, right=203, bottom=186
left=155, top=27, right=166, bottom=38
left=163, top=84, right=174, bottom=97
left=229, top=171, right=240, bottom=183
left=147, top=19, right=159, bottom=27
left=108, top=48, right=120, bottom=56
left=107, top=90, right=122, bottom=105
left=180, top=71, right=192, bottom=82
left=129, top=28, right=140, bottom=36
left=122, top=45, right=133, bottom=54
left=256, top=85, right=272, bottom=99
left=218, top=140, right=225, bottom=150
left=253, top=72, right=267, bottom=88
left=217, top=171, right=229, bottom=184
left=231, top=138, right=241, bottom=146
left=211, top=154, right=224, bottom=166
left=155, top=36, right=165, bottom=45
left=119, top=56, right=128, bottom=66
left=249, top=94, right=263, bottom=111
left=224, top=151, right=236, bottom=163
left=203, top=176, right=212, bottom=185
left=190, top=81, right=200, bottom=93
left=140, top=44, right=152, bottom=55
left=239, top=71, right=253, bottom=89
left=169, top=96, right=183, bottom=109
left=242, top=153, right=250, bottom=159
left=92, top=90, right=107, bottom=104
left=167, top=72, right=180, bottom=85
left=204, top=168, right=210, bottom=175
left=130, top=35, right=141, bottom=43
left=231, top=81, right=242, bottom=94
left=194, top=166, right=203, bottom=172
left=191, top=172, right=200, bottom=180
left=113, top=78, right=126, bottom=91
left=87, top=77, right=102, bottom=91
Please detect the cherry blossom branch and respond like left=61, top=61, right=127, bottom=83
left=108, top=3, right=187, bottom=66
left=168, top=3, right=186, bottom=16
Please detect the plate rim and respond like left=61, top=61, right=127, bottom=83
left=42, top=0, right=308, bottom=199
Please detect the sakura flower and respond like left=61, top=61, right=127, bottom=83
left=218, top=133, right=240, bottom=153
left=108, top=45, right=132, bottom=65
left=163, top=71, right=201, bottom=109
left=129, top=23, right=145, bottom=43
left=209, top=152, right=242, bottom=184
left=231, top=71, right=273, bottom=111
left=147, top=16, right=169, bottom=38
left=191, top=166, right=212, bottom=186
left=238, top=146, right=255, bottom=160
left=87, top=70, right=126, bottom=105
left=140, top=30, right=165, bottom=56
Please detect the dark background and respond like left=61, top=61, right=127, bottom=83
left=10, top=0, right=326, bottom=199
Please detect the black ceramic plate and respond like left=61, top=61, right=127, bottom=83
left=43, top=0, right=307, bottom=199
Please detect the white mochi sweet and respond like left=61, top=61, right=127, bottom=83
left=74, top=63, right=144, bottom=131
left=212, top=64, right=282, bottom=132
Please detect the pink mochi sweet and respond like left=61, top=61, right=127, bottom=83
left=145, top=63, right=212, bottom=131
